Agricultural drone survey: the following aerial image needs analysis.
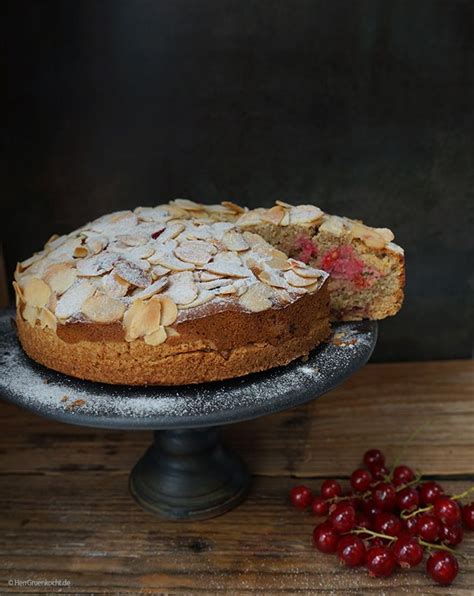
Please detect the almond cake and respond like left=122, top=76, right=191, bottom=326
left=13, top=199, right=404, bottom=385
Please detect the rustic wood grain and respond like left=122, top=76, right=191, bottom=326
left=0, top=360, right=472, bottom=594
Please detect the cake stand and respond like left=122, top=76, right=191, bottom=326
left=0, top=310, right=377, bottom=520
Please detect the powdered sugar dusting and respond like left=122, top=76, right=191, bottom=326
left=0, top=311, right=376, bottom=430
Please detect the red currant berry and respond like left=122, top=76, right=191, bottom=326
left=344, top=491, right=362, bottom=511
left=371, top=537, right=386, bottom=547
left=337, top=535, right=366, bottom=567
left=312, top=522, right=339, bottom=554
left=362, top=498, right=381, bottom=520
left=312, top=496, right=329, bottom=516
left=366, top=545, right=397, bottom=577
left=416, top=514, right=440, bottom=542
left=392, top=465, right=416, bottom=487
left=363, top=449, right=385, bottom=468
left=356, top=512, right=372, bottom=531
left=396, top=487, right=420, bottom=512
left=351, top=469, right=372, bottom=493
left=374, top=512, right=402, bottom=537
left=392, top=534, right=424, bottom=568
left=427, top=551, right=459, bottom=585
left=372, top=482, right=397, bottom=511
left=439, top=523, right=463, bottom=546
left=320, top=479, right=342, bottom=500
left=369, top=463, right=389, bottom=481
left=462, top=502, right=474, bottom=530
left=402, top=516, right=419, bottom=534
left=433, top=496, right=461, bottom=526
left=329, top=503, right=356, bottom=533
left=419, top=481, right=443, bottom=505
left=290, top=485, right=313, bottom=509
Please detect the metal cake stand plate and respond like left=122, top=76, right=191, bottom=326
left=0, top=309, right=377, bottom=520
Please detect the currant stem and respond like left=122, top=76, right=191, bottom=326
left=419, top=539, right=468, bottom=561
left=350, top=527, right=397, bottom=543
left=401, top=484, right=474, bottom=519
left=390, top=421, right=431, bottom=475
left=395, top=470, right=423, bottom=492
left=451, top=486, right=474, bottom=502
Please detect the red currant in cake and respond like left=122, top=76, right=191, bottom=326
left=290, top=485, right=313, bottom=509
left=427, top=552, right=459, bottom=585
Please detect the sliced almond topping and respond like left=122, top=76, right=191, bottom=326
left=45, top=264, right=77, bottom=295
left=262, top=205, right=286, bottom=225
left=73, top=245, right=89, bottom=258
left=81, top=293, right=125, bottom=323
left=198, top=271, right=223, bottom=282
left=350, top=222, right=394, bottom=248
left=18, top=252, right=45, bottom=272
left=123, top=297, right=162, bottom=341
left=174, top=240, right=216, bottom=266
left=199, top=278, right=233, bottom=290
left=114, top=260, right=151, bottom=288
left=23, top=278, right=51, bottom=308
left=284, top=269, right=317, bottom=287
left=171, top=198, right=203, bottom=211
left=85, top=235, right=108, bottom=255
left=133, top=277, right=168, bottom=300
left=151, top=264, right=171, bottom=277
left=238, top=282, right=273, bottom=312
left=290, top=205, right=325, bottom=225
left=319, top=215, right=347, bottom=237
left=55, top=280, right=96, bottom=319
left=215, top=284, right=237, bottom=296
left=166, top=327, right=180, bottom=338
left=221, top=230, right=249, bottom=252
left=256, top=268, right=287, bottom=288
left=76, top=253, right=117, bottom=277
left=12, top=281, right=24, bottom=308
left=178, top=288, right=214, bottom=309
left=144, top=326, right=167, bottom=346
left=116, top=234, right=148, bottom=246
left=205, top=254, right=248, bottom=278
left=275, top=200, right=293, bottom=208
left=159, top=296, right=178, bottom=326
left=22, top=304, right=39, bottom=327
left=236, top=209, right=266, bottom=226
left=148, top=247, right=194, bottom=271
left=38, top=307, right=57, bottom=332
left=102, top=272, right=130, bottom=298
left=45, top=233, right=60, bottom=246
left=280, top=210, right=290, bottom=226
left=291, top=265, right=325, bottom=279
left=165, top=271, right=198, bottom=305
left=242, top=231, right=267, bottom=247
left=221, top=200, right=246, bottom=214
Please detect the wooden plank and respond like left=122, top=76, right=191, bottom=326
left=0, top=361, right=472, bottom=478
left=0, top=474, right=472, bottom=594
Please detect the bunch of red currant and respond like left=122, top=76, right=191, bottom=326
left=290, top=448, right=474, bottom=585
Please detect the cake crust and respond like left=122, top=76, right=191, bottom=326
left=17, top=288, right=330, bottom=385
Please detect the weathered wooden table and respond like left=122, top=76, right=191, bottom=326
left=0, top=360, right=472, bottom=594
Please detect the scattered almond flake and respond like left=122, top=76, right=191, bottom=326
left=221, top=230, right=249, bottom=251
left=289, top=204, right=324, bottom=225
left=76, top=253, right=117, bottom=277
left=81, top=293, right=125, bottom=323
left=83, top=234, right=108, bottom=255
left=208, top=221, right=235, bottom=240
left=174, top=240, right=216, bottom=266
left=319, top=215, right=347, bottom=237
left=198, top=271, right=223, bottom=282
left=261, top=205, right=286, bottom=225
left=73, top=245, right=89, bottom=258
left=133, top=277, right=168, bottom=300
left=171, top=198, right=203, bottom=210
left=199, top=278, right=233, bottom=290
left=215, top=284, right=237, bottom=296
left=291, top=265, right=325, bottom=279
left=23, top=278, right=51, bottom=308
left=256, top=268, right=288, bottom=289
left=44, top=264, right=77, bottom=295
left=12, top=281, right=24, bottom=307
left=350, top=221, right=394, bottom=248
left=235, top=210, right=264, bottom=226
left=238, top=282, right=273, bottom=312
left=148, top=246, right=194, bottom=271
left=181, top=222, right=213, bottom=240
left=275, top=200, right=293, bottom=208
left=114, top=259, right=151, bottom=288
left=157, top=222, right=185, bottom=242
left=242, top=231, right=267, bottom=247
left=164, top=271, right=198, bottom=305
left=44, top=234, right=66, bottom=249
left=55, top=280, right=96, bottom=319
left=46, top=237, right=83, bottom=264
left=221, top=200, right=246, bottom=213
left=284, top=269, right=318, bottom=287
left=144, top=325, right=167, bottom=345
left=101, top=271, right=130, bottom=298
left=205, top=261, right=248, bottom=278
left=109, top=244, right=155, bottom=261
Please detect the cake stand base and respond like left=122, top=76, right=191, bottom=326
left=129, top=428, right=250, bottom=520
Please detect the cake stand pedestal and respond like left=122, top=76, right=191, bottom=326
left=0, top=310, right=377, bottom=520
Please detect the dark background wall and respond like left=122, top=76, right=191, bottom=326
left=2, top=0, right=473, bottom=361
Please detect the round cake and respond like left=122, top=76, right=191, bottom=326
left=13, top=200, right=330, bottom=385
